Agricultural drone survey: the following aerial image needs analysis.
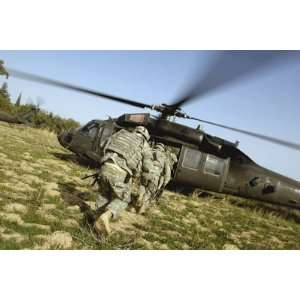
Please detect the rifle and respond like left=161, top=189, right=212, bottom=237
left=81, top=172, right=100, bottom=186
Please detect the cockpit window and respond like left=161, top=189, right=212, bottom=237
left=81, top=123, right=98, bottom=138
left=88, top=126, right=98, bottom=138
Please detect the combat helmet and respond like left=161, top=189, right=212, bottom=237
left=134, top=126, right=150, bottom=141
left=155, top=142, right=165, bottom=151
left=166, top=147, right=178, bottom=164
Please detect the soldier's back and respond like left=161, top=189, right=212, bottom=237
left=103, top=128, right=145, bottom=173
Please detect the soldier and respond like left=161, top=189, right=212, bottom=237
left=94, top=125, right=153, bottom=235
left=136, top=142, right=177, bottom=213
left=0, top=60, right=9, bottom=78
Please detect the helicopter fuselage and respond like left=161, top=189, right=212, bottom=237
left=58, top=113, right=300, bottom=210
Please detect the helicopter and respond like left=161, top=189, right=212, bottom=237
left=0, top=108, right=38, bottom=125
left=5, top=51, right=300, bottom=210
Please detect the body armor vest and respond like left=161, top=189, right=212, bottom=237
left=103, top=129, right=144, bottom=172
left=153, top=149, right=166, bottom=170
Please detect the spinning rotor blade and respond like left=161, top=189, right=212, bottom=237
left=167, top=50, right=293, bottom=113
left=8, top=68, right=153, bottom=110
left=189, top=116, right=300, bottom=151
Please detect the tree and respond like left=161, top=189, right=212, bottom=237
left=0, top=82, right=13, bottom=112
left=0, top=82, right=10, bottom=100
left=16, top=93, right=22, bottom=106
left=0, top=60, right=9, bottom=78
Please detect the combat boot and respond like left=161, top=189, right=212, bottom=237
left=94, top=210, right=113, bottom=235
left=137, top=203, right=147, bottom=214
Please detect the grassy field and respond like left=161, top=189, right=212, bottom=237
left=1, top=121, right=300, bottom=249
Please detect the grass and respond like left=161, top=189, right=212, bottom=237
left=1, top=120, right=300, bottom=249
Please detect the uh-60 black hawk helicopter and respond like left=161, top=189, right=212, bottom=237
left=7, top=51, right=300, bottom=210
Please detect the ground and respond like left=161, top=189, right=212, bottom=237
left=1, top=121, right=300, bottom=249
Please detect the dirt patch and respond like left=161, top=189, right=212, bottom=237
left=156, top=243, right=169, bottom=250
left=1, top=182, right=35, bottom=193
left=149, top=207, right=165, bottom=217
left=135, top=237, right=153, bottom=249
left=22, top=175, right=44, bottom=185
left=36, top=210, right=59, bottom=223
left=1, top=232, right=25, bottom=243
left=39, top=159, right=71, bottom=172
left=85, top=201, right=96, bottom=210
left=43, top=182, right=60, bottom=197
left=182, top=213, right=199, bottom=225
left=19, top=161, right=35, bottom=173
left=214, top=220, right=224, bottom=227
left=169, top=201, right=186, bottom=212
left=62, top=218, right=79, bottom=228
left=270, top=236, right=284, bottom=247
left=240, top=230, right=258, bottom=239
left=0, top=212, right=24, bottom=225
left=181, top=243, right=191, bottom=250
left=3, top=203, right=28, bottom=214
left=36, top=231, right=73, bottom=249
left=0, top=153, right=8, bottom=159
left=110, top=211, right=147, bottom=234
left=22, top=152, right=32, bottom=160
left=0, top=170, right=18, bottom=178
left=196, top=224, right=211, bottom=233
left=66, top=205, right=81, bottom=213
left=23, top=223, right=51, bottom=231
left=163, top=230, right=182, bottom=238
left=223, top=243, right=240, bottom=250
left=0, top=156, right=13, bottom=165
left=42, top=204, right=57, bottom=210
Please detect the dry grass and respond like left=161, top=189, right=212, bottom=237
left=1, top=121, right=300, bottom=249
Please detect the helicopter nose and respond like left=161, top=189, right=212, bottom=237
left=57, top=131, right=73, bottom=148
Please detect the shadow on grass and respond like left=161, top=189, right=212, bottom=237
left=50, top=151, right=99, bottom=169
left=228, top=197, right=300, bottom=224
left=58, top=181, right=96, bottom=225
left=170, top=183, right=300, bottom=224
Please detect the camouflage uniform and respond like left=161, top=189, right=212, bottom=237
left=94, top=126, right=152, bottom=234
left=0, top=60, right=9, bottom=78
left=137, top=143, right=177, bottom=212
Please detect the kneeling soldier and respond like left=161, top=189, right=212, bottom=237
left=94, top=126, right=152, bottom=235
left=136, top=143, right=177, bottom=213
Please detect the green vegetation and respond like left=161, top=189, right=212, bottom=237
left=1, top=121, right=300, bottom=249
left=0, top=81, right=80, bottom=134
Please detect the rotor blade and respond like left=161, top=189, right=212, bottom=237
left=190, top=116, right=300, bottom=151
left=7, top=68, right=153, bottom=110
left=168, top=50, right=294, bottom=112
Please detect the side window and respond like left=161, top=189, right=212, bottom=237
left=182, top=148, right=202, bottom=170
left=204, top=155, right=224, bottom=176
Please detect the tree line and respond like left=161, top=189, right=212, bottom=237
left=0, top=82, right=80, bottom=133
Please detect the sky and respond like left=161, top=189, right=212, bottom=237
left=1, top=50, right=300, bottom=180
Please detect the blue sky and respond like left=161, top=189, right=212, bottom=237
left=1, top=50, right=300, bottom=180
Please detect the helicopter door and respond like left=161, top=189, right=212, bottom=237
left=174, top=146, right=230, bottom=192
